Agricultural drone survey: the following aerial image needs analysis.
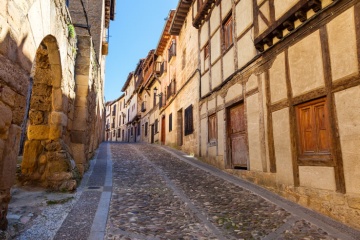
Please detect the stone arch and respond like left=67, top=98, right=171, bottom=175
left=21, top=35, right=78, bottom=191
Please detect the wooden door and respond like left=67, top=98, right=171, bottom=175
left=151, top=124, right=154, bottom=144
left=177, top=109, right=183, bottom=146
left=161, top=116, right=166, bottom=145
left=228, top=103, right=248, bottom=168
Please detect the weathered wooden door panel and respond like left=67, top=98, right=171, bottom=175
left=228, top=103, right=248, bottom=168
left=151, top=125, right=154, bottom=144
left=231, top=134, right=247, bottom=167
left=161, top=116, right=166, bottom=144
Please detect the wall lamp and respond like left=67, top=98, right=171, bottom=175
left=153, top=87, right=161, bottom=97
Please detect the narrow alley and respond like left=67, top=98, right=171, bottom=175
left=4, top=143, right=360, bottom=240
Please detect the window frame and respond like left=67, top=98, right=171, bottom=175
left=222, top=14, right=234, bottom=52
left=295, top=97, right=333, bottom=164
left=184, top=105, right=194, bottom=136
left=208, top=113, right=217, bottom=144
left=169, top=113, right=173, bottom=132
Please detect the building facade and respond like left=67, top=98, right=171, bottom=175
left=106, top=0, right=360, bottom=229
left=193, top=0, right=360, bottom=230
left=0, top=0, right=115, bottom=230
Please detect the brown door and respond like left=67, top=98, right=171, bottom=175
left=161, top=116, right=166, bottom=145
left=177, top=109, right=183, bottom=146
left=228, top=103, right=248, bottom=168
left=151, top=124, right=155, bottom=144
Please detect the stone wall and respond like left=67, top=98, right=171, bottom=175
left=0, top=0, right=107, bottom=230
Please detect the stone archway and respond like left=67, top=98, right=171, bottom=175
left=21, top=35, right=79, bottom=191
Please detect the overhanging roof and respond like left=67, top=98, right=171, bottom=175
left=169, top=0, right=193, bottom=35
left=155, top=10, right=175, bottom=56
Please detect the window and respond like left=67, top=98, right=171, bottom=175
left=296, top=97, right=332, bottom=162
left=168, top=39, right=176, bottom=61
left=208, top=114, right=217, bottom=143
left=145, top=122, right=148, bottom=136
left=204, top=43, right=209, bottom=59
left=154, top=119, right=159, bottom=133
left=184, top=105, right=194, bottom=136
left=222, top=15, right=233, bottom=52
left=182, top=49, right=186, bottom=70
left=169, top=113, right=173, bottom=132
left=117, top=129, right=120, bottom=138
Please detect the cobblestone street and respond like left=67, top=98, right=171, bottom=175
left=2, top=142, right=360, bottom=240
left=105, top=143, right=359, bottom=240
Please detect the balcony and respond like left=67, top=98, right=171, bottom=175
left=143, top=50, right=157, bottom=86
left=155, top=61, right=167, bottom=76
left=168, top=40, right=176, bottom=62
left=166, top=80, right=176, bottom=101
left=141, top=102, right=146, bottom=112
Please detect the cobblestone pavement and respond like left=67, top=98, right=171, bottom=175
left=105, top=143, right=360, bottom=240
left=2, top=142, right=360, bottom=239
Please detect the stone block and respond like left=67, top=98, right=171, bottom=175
left=0, top=101, right=12, bottom=129
left=71, top=130, right=86, bottom=144
left=70, top=143, right=86, bottom=164
left=22, top=140, right=43, bottom=173
left=347, top=195, right=360, bottom=210
left=30, top=95, right=51, bottom=111
left=49, top=124, right=63, bottom=140
left=27, top=125, right=49, bottom=140
left=29, top=110, right=44, bottom=125
left=0, top=125, right=21, bottom=188
left=1, top=86, right=16, bottom=107
left=50, top=111, right=67, bottom=126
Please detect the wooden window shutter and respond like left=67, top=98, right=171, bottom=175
left=296, top=97, right=332, bottom=162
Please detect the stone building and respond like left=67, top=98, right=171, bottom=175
left=0, top=0, right=115, bottom=230
left=111, top=0, right=360, bottom=230
left=105, top=94, right=126, bottom=142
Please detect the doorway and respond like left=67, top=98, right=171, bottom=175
left=227, top=103, right=248, bottom=169
left=177, top=109, right=183, bottom=146
left=161, top=115, right=166, bottom=145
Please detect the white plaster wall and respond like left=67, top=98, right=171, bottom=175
left=200, top=118, right=207, bottom=157
left=223, top=47, right=235, bottom=80
left=236, top=0, right=253, bottom=37
left=210, top=5, right=220, bottom=36
left=258, top=1, right=270, bottom=35
left=274, top=0, right=297, bottom=20
left=200, top=22, right=209, bottom=49
left=225, top=83, right=242, bottom=103
left=237, top=29, right=257, bottom=69
left=299, top=166, right=336, bottom=191
left=288, top=31, right=325, bottom=97
left=217, top=109, right=225, bottom=157
left=335, top=86, right=360, bottom=194
left=208, top=97, right=216, bottom=111
left=246, top=74, right=258, bottom=92
left=269, top=52, right=287, bottom=103
left=247, top=93, right=262, bottom=171
left=327, top=7, right=358, bottom=82
left=221, top=0, right=232, bottom=20
left=201, top=71, right=210, bottom=97
left=211, top=61, right=222, bottom=89
left=211, top=30, right=221, bottom=65
left=273, top=108, right=294, bottom=185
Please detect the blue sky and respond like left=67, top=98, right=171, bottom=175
left=104, top=0, right=178, bottom=102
